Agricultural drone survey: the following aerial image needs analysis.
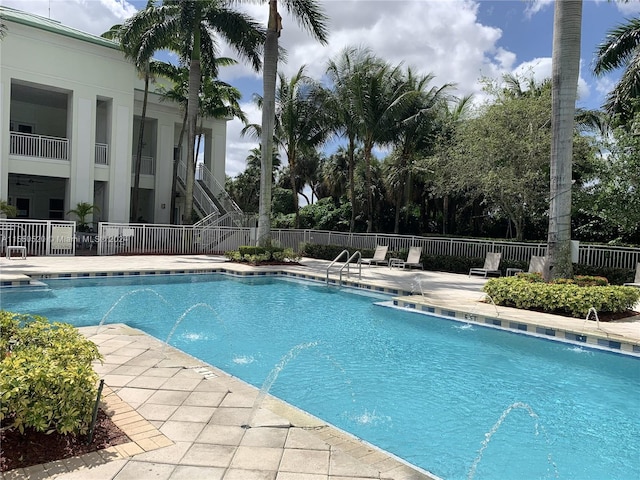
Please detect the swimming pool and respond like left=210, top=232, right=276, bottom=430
left=3, top=274, right=639, bottom=480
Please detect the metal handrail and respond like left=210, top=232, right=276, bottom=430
left=196, top=163, right=243, bottom=215
left=326, top=249, right=349, bottom=284
left=339, top=250, right=362, bottom=285
left=177, top=160, right=220, bottom=218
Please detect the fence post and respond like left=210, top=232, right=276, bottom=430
left=45, top=221, right=52, bottom=256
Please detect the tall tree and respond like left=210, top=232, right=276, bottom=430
left=385, top=68, right=451, bottom=233
left=547, top=0, right=582, bottom=279
left=257, top=0, right=328, bottom=245
left=326, top=46, right=380, bottom=232
left=351, top=61, right=420, bottom=232
left=244, top=66, right=328, bottom=227
left=593, top=16, right=640, bottom=128
left=124, top=0, right=264, bottom=224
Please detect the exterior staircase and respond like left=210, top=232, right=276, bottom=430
left=176, top=162, right=256, bottom=250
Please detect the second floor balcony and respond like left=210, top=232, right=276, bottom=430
left=10, top=131, right=69, bottom=161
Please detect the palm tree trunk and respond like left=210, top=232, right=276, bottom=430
left=547, top=0, right=582, bottom=279
left=132, top=70, right=149, bottom=221
left=289, top=150, right=300, bottom=228
left=258, top=0, right=280, bottom=246
left=348, top=136, right=356, bottom=232
left=184, top=27, right=202, bottom=225
left=364, top=138, right=374, bottom=233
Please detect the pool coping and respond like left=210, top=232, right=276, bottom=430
left=4, top=265, right=639, bottom=357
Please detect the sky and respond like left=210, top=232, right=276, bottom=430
left=4, top=0, right=640, bottom=178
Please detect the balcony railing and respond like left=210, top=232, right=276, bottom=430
left=10, top=132, right=69, bottom=161
left=95, top=143, right=109, bottom=165
left=131, top=155, right=155, bottom=175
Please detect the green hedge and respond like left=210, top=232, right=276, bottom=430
left=0, top=312, right=102, bottom=435
left=483, top=276, right=640, bottom=318
left=226, top=246, right=300, bottom=263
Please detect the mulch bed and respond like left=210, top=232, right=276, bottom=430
left=0, top=409, right=130, bottom=472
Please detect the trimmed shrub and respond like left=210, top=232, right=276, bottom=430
left=483, top=276, right=640, bottom=318
left=225, top=246, right=299, bottom=264
left=0, top=311, right=102, bottom=435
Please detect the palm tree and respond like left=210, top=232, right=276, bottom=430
left=547, top=0, right=583, bottom=280
left=257, top=0, right=328, bottom=245
left=124, top=0, right=264, bottom=224
left=67, top=202, right=100, bottom=232
left=351, top=61, right=420, bottom=232
left=386, top=68, right=451, bottom=233
left=594, top=16, right=640, bottom=128
left=244, top=66, right=328, bottom=227
left=325, top=46, right=380, bottom=232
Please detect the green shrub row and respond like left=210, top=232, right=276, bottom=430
left=483, top=276, right=640, bottom=318
left=0, top=311, right=102, bottom=435
left=226, top=246, right=300, bottom=264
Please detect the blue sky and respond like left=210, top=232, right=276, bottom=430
left=4, top=0, right=640, bottom=176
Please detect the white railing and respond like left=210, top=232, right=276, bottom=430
left=0, top=219, right=76, bottom=256
left=131, top=155, right=155, bottom=175
left=95, top=143, right=108, bottom=165
left=96, top=222, right=248, bottom=256
left=10, top=132, right=69, bottom=161
left=3, top=218, right=639, bottom=270
left=177, top=160, right=220, bottom=219
left=196, top=163, right=243, bottom=215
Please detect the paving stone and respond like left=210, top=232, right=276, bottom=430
left=180, top=443, right=236, bottom=467
left=279, top=449, right=330, bottom=475
left=159, top=420, right=206, bottom=442
left=230, top=446, right=283, bottom=471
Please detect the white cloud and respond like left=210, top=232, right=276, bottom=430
left=524, top=0, right=553, bottom=18
left=616, top=1, right=640, bottom=15
left=2, top=0, right=135, bottom=35
left=225, top=102, right=262, bottom=177
left=512, top=57, right=590, bottom=102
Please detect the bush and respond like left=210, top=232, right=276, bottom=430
left=225, top=246, right=300, bottom=264
left=483, top=276, right=640, bottom=318
left=0, top=311, right=102, bottom=435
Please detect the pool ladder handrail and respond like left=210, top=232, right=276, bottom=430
left=339, top=250, right=362, bottom=285
left=326, top=250, right=361, bottom=285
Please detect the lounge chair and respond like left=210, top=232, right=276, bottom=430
left=390, top=246, right=423, bottom=270
left=624, top=263, right=640, bottom=288
left=528, top=255, right=548, bottom=275
left=469, top=252, right=502, bottom=278
left=361, top=245, right=389, bottom=267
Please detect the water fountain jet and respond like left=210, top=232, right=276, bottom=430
left=467, top=402, right=557, bottom=480
left=162, top=302, right=222, bottom=355
left=242, top=341, right=318, bottom=429
left=97, top=288, right=169, bottom=332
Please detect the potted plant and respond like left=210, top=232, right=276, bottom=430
left=0, top=200, right=17, bottom=219
left=67, top=202, right=99, bottom=232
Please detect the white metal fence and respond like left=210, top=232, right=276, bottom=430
left=0, top=219, right=76, bottom=256
left=91, top=224, right=640, bottom=271
left=1, top=219, right=637, bottom=270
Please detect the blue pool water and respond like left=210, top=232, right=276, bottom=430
left=2, top=274, right=639, bottom=480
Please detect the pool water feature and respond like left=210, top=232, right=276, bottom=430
left=2, top=274, right=639, bottom=480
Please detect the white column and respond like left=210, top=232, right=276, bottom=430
left=69, top=96, right=95, bottom=208
left=154, top=123, right=174, bottom=224
left=0, top=81, right=8, bottom=200
left=109, top=105, right=132, bottom=222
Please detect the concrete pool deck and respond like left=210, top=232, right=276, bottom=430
left=1, top=254, right=639, bottom=480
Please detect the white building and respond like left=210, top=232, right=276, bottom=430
left=0, top=6, right=230, bottom=227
